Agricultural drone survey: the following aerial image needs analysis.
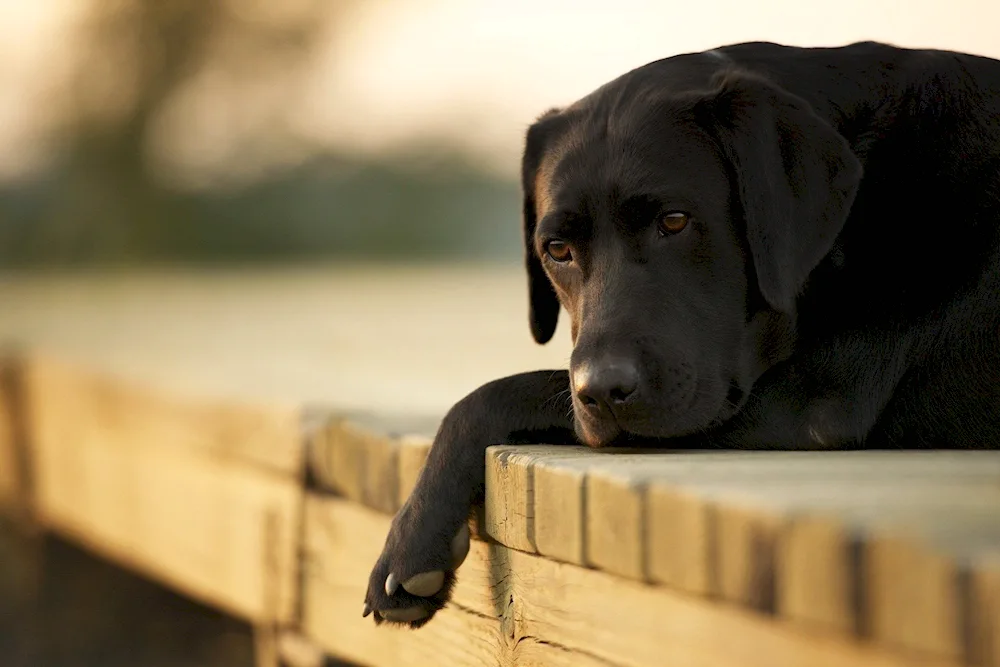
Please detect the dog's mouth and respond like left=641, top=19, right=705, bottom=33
left=572, top=380, right=749, bottom=448
left=573, top=413, right=625, bottom=448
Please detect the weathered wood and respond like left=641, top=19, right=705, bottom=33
left=316, top=418, right=398, bottom=514
left=482, top=445, right=1000, bottom=665
left=309, top=413, right=438, bottom=514
left=646, top=483, right=714, bottom=595
left=6, top=270, right=1000, bottom=666
left=585, top=458, right=653, bottom=579
left=26, top=354, right=304, bottom=474
left=684, top=482, right=1000, bottom=663
left=533, top=452, right=598, bottom=565
left=484, top=446, right=597, bottom=555
left=277, top=632, right=326, bottom=667
left=969, top=557, right=1000, bottom=667
left=484, top=446, right=538, bottom=553
left=864, top=519, right=1000, bottom=663
left=24, top=355, right=303, bottom=623
left=302, top=494, right=963, bottom=667
left=778, top=513, right=859, bottom=635
left=647, top=453, right=1000, bottom=609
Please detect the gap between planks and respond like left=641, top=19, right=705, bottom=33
left=301, top=494, right=965, bottom=667
left=483, top=445, right=1000, bottom=666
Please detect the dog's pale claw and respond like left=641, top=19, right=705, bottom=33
left=451, top=524, right=470, bottom=568
left=362, top=602, right=372, bottom=618
left=379, top=607, right=430, bottom=623
left=402, top=570, right=445, bottom=596
left=384, top=572, right=399, bottom=596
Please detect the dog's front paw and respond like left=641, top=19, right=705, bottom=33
left=363, top=512, right=471, bottom=628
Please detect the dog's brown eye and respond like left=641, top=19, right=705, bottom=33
left=545, top=240, right=572, bottom=263
left=658, top=211, right=690, bottom=235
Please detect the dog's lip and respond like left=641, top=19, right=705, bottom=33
left=573, top=411, right=623, bottom=448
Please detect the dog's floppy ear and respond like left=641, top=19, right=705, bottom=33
left=521, top=109, right=564, bottom=344
left=695, top=72, right=862, bottom=312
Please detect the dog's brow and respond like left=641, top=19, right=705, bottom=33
left=534, top=161, right=556, bottom=220
left=533, top=126, right=584, bottom=220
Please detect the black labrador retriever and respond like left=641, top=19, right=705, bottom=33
left=363, top=41, right=1000, bottom=626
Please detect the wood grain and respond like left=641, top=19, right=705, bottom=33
left=484, top=446, right=539, bottom=553
left=24, top=354, right=303, bottom=623
left=309, top=413, right=439, bottom=514
left=969, top=556, right=1000, bottom=667
left=533, top=452, right=599, bottom=565
left=481, top=444, right=1000, bottom=666
left=302, top=494, right=964, bottom=667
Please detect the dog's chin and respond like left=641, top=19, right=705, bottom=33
left=573, top=417, right=625, bottom=449
left=574, top=405, right=730, bottom=448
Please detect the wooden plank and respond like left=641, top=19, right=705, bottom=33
left=585, top=458, right=656, bottom=580
left=676, top=481, right=1000, bottom=639
left=484, top=446, right=539, bottom=553
left=482, top=444, right=1000, bottom=661
left=25, top=354, right=303, bottom=474
left=277, top=632, right=326, bottom=667
left=24, top=354, right=303, bottom=623
left=689, top=481, right=1000, bottom=662
left=302, top=496, right=598, bottom=667
left=647, top=483, right=715, bottom=595
left=484, top=445, right=598, bottom=554
left=309, top=413, right=438, bottom=514
left=864, top=521, right=1000, bottom=663
left=648, top=454, right=1000, bottom=606
left=533, top=453, right=599, bottom=565
left=778, top=512, right=859, bottom=636
left=302, top=495, right=962, bottom=667
left=969, top=556, right=1000, bottom=667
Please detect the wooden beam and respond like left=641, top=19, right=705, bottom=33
left=969, top=557, right=1000, bottom=667
left=23, top=355, right=304, bottom=624
left=308, top=413, right=438, bottom=514
left=481, top=445, right=1000, bottom=664
left=302, top=494, right=961, bottom=667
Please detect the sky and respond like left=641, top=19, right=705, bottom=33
left=1, top=0, right=999, bottom=185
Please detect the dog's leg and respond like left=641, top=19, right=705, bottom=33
left=363, top=370, right=575, bottom=626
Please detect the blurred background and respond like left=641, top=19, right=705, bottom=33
left=1, top=1, right=1000, bottom=666
left=1, top=0, right=999, bottom=270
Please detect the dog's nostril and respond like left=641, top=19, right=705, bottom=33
left=579, top=393, right=600, bottom=408
left=609, top=384, right=635, bottom=404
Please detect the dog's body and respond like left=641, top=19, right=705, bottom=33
left=364, top=42, right=1000, bottom=625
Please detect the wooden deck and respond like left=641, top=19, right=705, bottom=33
left=0, top=266, right=997, bottom=667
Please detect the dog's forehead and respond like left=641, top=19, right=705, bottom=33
left=538, top=108, right=722, bottom=215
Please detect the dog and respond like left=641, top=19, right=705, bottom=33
left=363, top=41, right=1000, bottom=626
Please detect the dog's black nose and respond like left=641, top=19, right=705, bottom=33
left=573, top=359, right=639, bottom=414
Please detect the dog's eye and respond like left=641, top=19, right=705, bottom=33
left=657, top=211, right=690, bottom=235
left=545, top=240, right=572, bottom=263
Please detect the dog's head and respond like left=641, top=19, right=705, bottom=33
left=522, top=56, right=862, bottom=447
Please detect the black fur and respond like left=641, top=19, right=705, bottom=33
left=365, top=41, right=1000, bottom=626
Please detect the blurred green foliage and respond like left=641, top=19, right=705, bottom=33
left=0, top=0, right=521, bottom=269
left=0, top=152, right=520, bottom=268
